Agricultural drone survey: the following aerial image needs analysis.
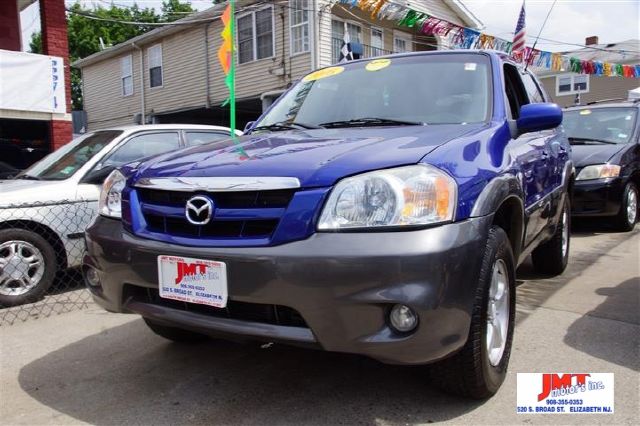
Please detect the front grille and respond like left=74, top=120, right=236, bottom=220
left=135, top=188, right=296, bottom=240
left=123, top=285, right=308, bottom=328
left=137, top=188, right=295, bottom=208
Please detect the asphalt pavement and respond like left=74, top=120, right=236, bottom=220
left=1, top=224, right=638, bottom=425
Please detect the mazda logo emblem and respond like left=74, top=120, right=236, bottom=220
left=185, top=196, right=213, bottom=225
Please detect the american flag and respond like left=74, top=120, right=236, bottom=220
left=512, top=1, right=526, bottom=53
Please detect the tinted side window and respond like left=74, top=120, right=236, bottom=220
left=103, top=132, right=180, bottom=166
left=503, top=64, right=529, bottom=119
left=185, top=131, right=230, bottom=147
left=522, top=73, right=545, bottom=103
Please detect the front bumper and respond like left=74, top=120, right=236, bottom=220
left=572, top=177, right=625, bottom=217
left=84, top=215, right=492, bottom=365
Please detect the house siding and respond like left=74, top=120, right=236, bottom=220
left=82, top=49, right=141, bottom=130
left=142, top=27, right=208, bottom=114
left=539, top=74, right=639, bottom=107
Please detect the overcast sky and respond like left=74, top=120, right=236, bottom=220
left=20, top=0, right=640, bottom=54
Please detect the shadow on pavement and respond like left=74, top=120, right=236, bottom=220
left=514, top=228, right=638, bottom=326
left=18, top=319, right=484, bottom=425
left=564, top=277, right=640, bottom=372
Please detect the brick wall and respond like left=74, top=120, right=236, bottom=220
left=40, top=0, right=73, bottom=148
left=0, top=0, right=21, bottom=51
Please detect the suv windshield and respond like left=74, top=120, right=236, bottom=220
left=18, top=130, right=122, bottom=181
left=564, top=107, right=637, bottom=144
left=255, top=53, right=492, bottom=130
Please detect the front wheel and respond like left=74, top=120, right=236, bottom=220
left=532, top=198, right=570, bottom=276
left=429, top=226, right=516, bottom=399
left=613, top=182, right=638, bottom=232
left=0, top=229, right=57, bottom=307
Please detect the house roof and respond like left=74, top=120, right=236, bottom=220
left=535, top=39, right=639, bottom=77
left=562, top=39, right=640, bottom=64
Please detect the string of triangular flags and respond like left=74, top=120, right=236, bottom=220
left=334, top=0, right=640, bottom=79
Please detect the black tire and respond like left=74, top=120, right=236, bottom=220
left=144, top=318, right=209, bottom=343
left=429, top=226, right=516, bottom=399
left=0, top=228, right=57, bottom=307
left=613, top=182, right=638, bottom=232
left=532, top=198, right=570, bottom=276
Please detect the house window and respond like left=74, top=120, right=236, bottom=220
left=331, top=20, right=362, bottom=63
left=121, top=55, right=133, bottom=96
left=148, top=44, right=163, bottom=88
left=290, top=0, right=309, bottom=55
left=371, top=27, right=384, bottom=57
left=237, top=6, right=274, bottom=64
left=556, top=73, right=589, bottom=96
left=393, top=32, right=412, bottom=53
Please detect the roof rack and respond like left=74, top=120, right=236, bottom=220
left=586, top=98, right=640, bottom=105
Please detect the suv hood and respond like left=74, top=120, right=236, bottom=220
left=135, top=125, right=484, bottom=188
left=571, top=144, right=626, bottom=168
left=0, top=179, right=76, bottom=207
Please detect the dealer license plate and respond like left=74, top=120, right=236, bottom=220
left=157, top=255, right=228, bottom=308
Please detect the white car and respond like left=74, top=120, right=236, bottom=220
left=0, top=124, right=241, bottom=306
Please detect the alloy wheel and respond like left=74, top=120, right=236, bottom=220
left=561, top=208, right=569, bottom=258
left=0, top=240, right=45, bottom=296
left=486, top=258, right=510, bottom=367
left=627, top=187, right=638, bottom=225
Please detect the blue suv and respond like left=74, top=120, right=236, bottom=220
left=84, top=51, right=572, bottom=398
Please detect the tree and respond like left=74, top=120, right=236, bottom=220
left=29, top=1, right=196, bottom=110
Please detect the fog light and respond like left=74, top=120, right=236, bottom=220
left=389, top=304, right=418, bottom=333
left=85, top=266, right=101, bottom=287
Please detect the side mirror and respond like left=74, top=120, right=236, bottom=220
left=243, top=121, right=255, bottom=133
left=516, top=103, right=563, bottom=135
left=81, top=165, right=115, bottom=185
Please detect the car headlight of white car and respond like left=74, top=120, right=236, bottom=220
left=576, top=164, right=621, bottom=181
left=98, top=169, right=126, bottom=219
left=318, top=164, right=457, bottom=230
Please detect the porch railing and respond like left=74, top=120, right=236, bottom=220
left=331, top=37, right=394, bottom=63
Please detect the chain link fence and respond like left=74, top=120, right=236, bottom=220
left=0, top=200, right=96, bottom=326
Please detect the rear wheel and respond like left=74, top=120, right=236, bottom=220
left=143, top=318, right=209, bottom=343
left=429, top=226, right=516, bottom=399
left=613, top=182, right=638, bottom=232
left=0, top=229, right=57, bottom=307
left=532, top=198, right=570, bottom=276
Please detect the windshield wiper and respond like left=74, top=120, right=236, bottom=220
left=16, top=174, right=42, bottom=180
left=568, top=137, right=617, bottom=145
left=319, top=117, right=425, bottom=128
left=251, top=121, right=324, bottom=133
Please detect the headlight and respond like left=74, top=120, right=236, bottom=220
left=576, top=164, right=621, bottom=181
left=318, top=164, right=457, bottom=230
left=98, top=169, right=126, bottom=219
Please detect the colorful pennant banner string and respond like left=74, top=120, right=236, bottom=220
left=334, top=0, right=639, bottom=78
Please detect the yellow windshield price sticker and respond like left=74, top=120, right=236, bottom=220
left=579, top=109, right=592, bottom=115
left=365, top=58, right=391, bottom=71
left=303, top=66, right=345, bottom=82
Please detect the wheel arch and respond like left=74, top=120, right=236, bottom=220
left=491, top=196, right=525, bottom=261
left=470, top=174, right=525, bottom=259
left=0, top=220, right=68, bottom=270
